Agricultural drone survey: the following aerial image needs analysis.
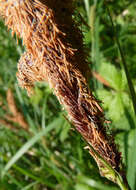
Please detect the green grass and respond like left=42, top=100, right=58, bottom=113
left=0, top=0, right=136, bottom=190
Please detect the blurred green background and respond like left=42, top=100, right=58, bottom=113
left=0, top=0, right=136, bottom=189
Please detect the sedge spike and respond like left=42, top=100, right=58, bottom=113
left=0, top=0, right=130, bottom=189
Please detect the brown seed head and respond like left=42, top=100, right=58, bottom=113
left=0, top=0, right=121, bottom=174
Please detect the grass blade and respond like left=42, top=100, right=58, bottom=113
left=21, top=182, right=38, bottom=190
left=84, top=0, right=90, bottom=19
left=2, top=118, right=60, bottom=177
left=77, top=175, right=118, bottom=190
left=127, top=129, right=136, bottom=190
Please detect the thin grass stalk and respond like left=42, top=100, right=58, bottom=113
left=106, top=6, right=136, bottom=116
left=84, top=0, right=90, bottom=19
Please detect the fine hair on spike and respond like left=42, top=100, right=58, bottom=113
left=0, top=0, right=122, bottom=179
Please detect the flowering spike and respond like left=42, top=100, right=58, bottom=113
left=0, top=1, right=130, bottom=189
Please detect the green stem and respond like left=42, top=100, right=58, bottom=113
left=106, top=6, right=136, bottom=115
left=117, top=176, right=129, bottom=190
left=87, top=142, right=131, bottom=190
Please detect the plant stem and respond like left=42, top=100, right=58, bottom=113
left=117, top=177, right=130, bottom=190
left=106, top=6, right=136, bottom=115
left=87, top=142, right=131, bottom=190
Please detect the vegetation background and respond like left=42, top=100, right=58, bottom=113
left=0, top=0, right=136, bottom=189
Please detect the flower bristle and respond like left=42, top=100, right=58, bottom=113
left=0, top=0, right=121, bottom=174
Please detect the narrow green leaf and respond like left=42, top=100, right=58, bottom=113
left=2, top=118, right=60, bottom=177
left=84, top=0, right=90, bottom=19
left=21, top=181, right=38, bottom=190
left=77, top=175, right=119, bottom=190
left=127, top=129, right=136, bottom=190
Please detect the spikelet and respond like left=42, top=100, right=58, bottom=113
left=0, top=0, right=121, bottom=177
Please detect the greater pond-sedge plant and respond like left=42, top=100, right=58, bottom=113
left=0, top=0, right=131, bottom=189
